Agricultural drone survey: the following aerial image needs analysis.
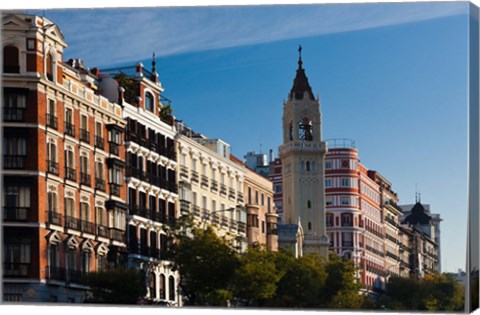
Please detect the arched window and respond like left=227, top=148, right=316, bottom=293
left=145, top=92, right=154, bottom=112
left=306, top=161, right=311, bottom=171
left=149, top=272, right=156, bottom=299
left=160, top=274, right=166, bottom=299
left=168, top=276, right=175, bottom=301
left=3, top=45, right=19, bottom=73
left=308, top=222, right=312, bottom=230
left=46, top=52, right=55, bottom=81
left=289, top=121, right=293, bottom=141
left=298, top=117, right=313, bottom=141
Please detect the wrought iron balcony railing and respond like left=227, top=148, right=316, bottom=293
left=80, top=129, right=90, bottom=143
left=46, top=159, right=59, bottom=175
left=95, top=178, right=106, bottom=191
left=3, top=263, right=30, bottom=277
left=80, top=172, right=91, bottom=186
left=46, top=114, right=58, bottom=129
left=46, top=211, right=63, bottom=226
left=95, top=136, right=104, bottom=150
left=65, top=122, right=75, bottom=137
left=65, top=166, right=76, bottom=181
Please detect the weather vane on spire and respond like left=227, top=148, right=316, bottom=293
left=298, top=45, right=303, bottom=68
left=152, top=52, right=157, bottom=74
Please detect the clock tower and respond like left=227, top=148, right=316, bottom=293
left=278, top=46, right=329, bottom=258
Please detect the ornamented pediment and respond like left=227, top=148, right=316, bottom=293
left=45, top=230, right=62, bottom=245
left=64, top=235, right=80, bottom=249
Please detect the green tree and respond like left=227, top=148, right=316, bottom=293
left=232, top=245, right=281, bottom=306
left=168, top=225, right=239, bottom=306
left=268, top=251, right=327, bottom=308
left=113, top=72, right=137, bottom=104
left=382, top=273, right=464, bottom=311
left=82, top=268, right=146, bottom=304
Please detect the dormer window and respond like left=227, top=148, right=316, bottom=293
left=3, top=45, right=19, bottom=73
left=145, top=91, right=154, bottom=112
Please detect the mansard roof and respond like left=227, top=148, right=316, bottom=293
left=403, top=202, right=432, bottom=225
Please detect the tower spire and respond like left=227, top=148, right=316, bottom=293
left=290, top=45, right=314, bottom=100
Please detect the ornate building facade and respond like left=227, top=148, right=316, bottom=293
left=2, top=13, right=127, bottom=302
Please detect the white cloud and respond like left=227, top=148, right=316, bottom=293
left=40, top=2, right=466, bottom=67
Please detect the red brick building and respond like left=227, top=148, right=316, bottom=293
left=2, top=13, right=127, bottom=302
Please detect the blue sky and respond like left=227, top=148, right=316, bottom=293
left=37, top=2, right=469, bottom=272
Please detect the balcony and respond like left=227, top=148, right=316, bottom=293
left=220, top=184, right=227, bottom=195
left=80, top=129, right=90, bottom=143
left=109, top=142, right=119, bottom=156
left=229, top=188, right=236, bottom=199
left=237, top=222, right=246, bottom=234
left=65, top=215, right=80, bottom=230
left=4, top=155, right=25, bottom=169
left=129, top=205, right=149, bottom=218
left=210, top=180, right=218, bottom=192
left=65, top=122, right=75, bottom=137
left=80, top=220, right=95, bottom=234
left=46, top=211, right=63, bottom=226
left=110, top=183, right=121, bottom=196
left=201, top=175, right=209, bottom=187
left=110, top=228, right=125, bottom=242
left=95, top=178, right=106, bottom=191
left=3, top=263, right=30, bottom=277
left=95, top=136, right=105, bottom=150
left=192, top=205, right=201, bottom=218
left=3, top=107, right=25, bottom=122
left=46, top=114, right=58, bottom=129
left=46, top=160, right=59, bottom=175
left=342, top=241, right=354, bottom=247
left=191, top=170, right=199, bottom=183
left=97, top=225, right=110, bottom=238
left=3, top=207, right=29, bottom=222
left=180, top=200, right=191, bottom=215
left=65, top=166, right=76, bottom=181
left=237, top=192, right=244, bottom=202
left=80, top=172, right=91, bottom=186
left=179, top=165, right=188, bottom=178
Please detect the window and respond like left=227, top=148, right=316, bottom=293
left=80, top=155, right=90, bottom=186
left=80, top=115, right=90, bottom=143
left=326, top=214, right=333, bottom=227
left=145, top=92, right=154, bottom=112
left=4, top=137, right=26, bottom=168
left=3, top=184, right=31, bottom=221
left=326, top=196, right=333, bottom=206
left=341, top=214, right=352, bottom=227
left=47, top=140, right=58, bottom=173
left=341, top=160, right=349, bottom=168
left=97, top=254, right=108, bottom=271
left=3, top=45, right=19, bottom=73
left=169, top=276, right=175, bottom=301
left=47, top=192, right=58, bottom=212
left=4, top=237, right=31, bottom=277
left=80, top=202, right=89, bottom=222
left=63, top=109, right=74, bottom=137
left=65, top=148, right=75, bottom=180
left=325, top=160, right=333, bottom=169
left=255, top=191, right=259, bottom=205
left=308, top=222, right=312, bottom=230
left=275, top=185, right=282, bottom=193
left=341, top=196, right=350, bottom=206
left=306, top=161, right=311, bottom=171
left=65, top=198, right=75, bottom=217
left=47, top=100, right=57, bottom=129
left=325, top=179, right=332, bottom=188
left=261, top=194, right=264, bottom=206
left=46, top=52, right=54, bottom=81
left=160, top=274, right=166, bottom=300
left=96, top=206, right=108, bottom=227
left=340, top=178, right=350, bottom=187
left=95, top=121, right=103, bottom=148
left=4, top=92, right=26, bottom=121
left=81, top=251, right=91, bottom=273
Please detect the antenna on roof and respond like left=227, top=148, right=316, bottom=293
left=152, top=52, right=157, bottom=74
